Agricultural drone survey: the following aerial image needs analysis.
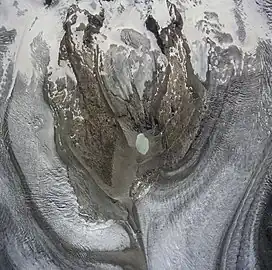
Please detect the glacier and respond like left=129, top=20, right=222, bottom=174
left=1, top=0, right=272, bottom=269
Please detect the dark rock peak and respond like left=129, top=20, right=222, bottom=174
left=145, top=15, right=165, bottom=54
left=44, top=0, right=52, bottom=6
left=145, top=2, right=183, bottom=54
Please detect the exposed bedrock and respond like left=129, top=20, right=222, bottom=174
left=44, top=2, right=206, bottom=204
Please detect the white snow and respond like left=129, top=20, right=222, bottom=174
left=95, top=0, right=171, bottom=54
left=0, top=0, right=70, bottom=99
left=96, top=2, right=148, bottom=52
left=151, top=0, right=171, bottom=29
left=1, top=0, right=131, bottom=253
left=2, top=0, right=271, bottom=265
left=78, top=0, right=99, bottom=13
left=174, top=0, right=271, bottom=81
left=49, top=60, right=77, bottom=83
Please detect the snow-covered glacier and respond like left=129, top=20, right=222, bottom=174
left=1, top=0, right=272, bottom=269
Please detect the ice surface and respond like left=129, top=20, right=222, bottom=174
left=136, top=133, right=149, bottom=155
left=0, top=0, right=130, bottom=256
left=176, top=0, right=271, bottom=81
left=1, top=0, right=272, bottom=269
